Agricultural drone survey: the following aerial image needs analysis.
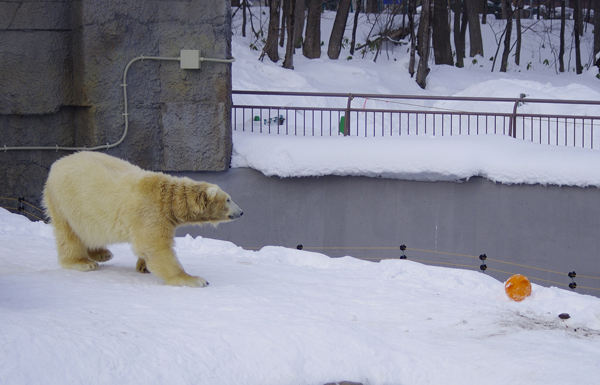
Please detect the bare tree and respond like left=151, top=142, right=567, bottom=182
left=280, top=0, right=290, bottom=47
left=574, top=0, right=583, bottom=73
left=350, top=0, right=362, bottom=55
left=576, top=0, right=583, bottom=36
left=595, top=0, right=600, bottom=62
left=366, top=0, right=378, bottom=13
left=260, top=0, right=281, bottom=63
left=283, top=0, right=296, bottom=69
left=303, top=0, right=323, bottom=59
left=328, top=0, right=352, bottom=59
left=293, top=0, right=306, bottom=48
left=416, top=0, right=432, bottom=88
left=408, top=0, right=417, bottom=76
left=559, top=0, right=566, bottom=72
left=499, top=0, right=513, bottom=72
left=465, top=0, right=484, bottom=57
left=515, top=0, right=523, bottom=65
left=453, top=0, right=467, bottom=67
left=482, top=0, right=488, bottom=24
left=432, top=0, right=453, bottom=65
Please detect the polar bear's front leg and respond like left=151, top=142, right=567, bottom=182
left=134, top=242, right=208, bottom=287
left=136, top=258, right=150, bottom=273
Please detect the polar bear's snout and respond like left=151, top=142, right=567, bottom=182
left=227, top=198, right=243, bottom=220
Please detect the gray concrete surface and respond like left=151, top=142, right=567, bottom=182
left=174, top=168, right=600, bottom=297
left=1, top=0, right=232, bottom=208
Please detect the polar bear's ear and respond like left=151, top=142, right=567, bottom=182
left=206, top=185, right=219, bottom=200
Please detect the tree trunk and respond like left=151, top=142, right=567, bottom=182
left=515, top=0, right=522, bottom=66
left=366, top=0, right=378, bottom=13
left=293, top=0, right=306, bottom=48
left=242, top=0, right=247, bottom=37
left=303, top=0, right=322, bottom=59
left=559, top=0, right=565, bottom=72
left=482, top=0, right=487, bottom=24
left=465, top=0, right=484, bottom=57
left=432, top=0, right=453, bottom=65
left=408, top=0, right=417, bottom=77
left=350, top=0, right=362, bottom=55
left=283, top=0, right=296, bottom=69
left=416, top=0, right=432, bottom=88
left=280, top=0, right=290, bottom=47
left=574, top=0, right=583, bottom=73
left=454, top=0, right=465, bottom=67
left=577, top=0, right=583, bottom=36
left=328, top=0, right=352, bottom=59
left=500, top=0, right=512, bottom=72
left=595, top=0, right=600, bottom=61
left=262, top=0, right=281, bottom=63
left=460, top=2, right=468, bottom=59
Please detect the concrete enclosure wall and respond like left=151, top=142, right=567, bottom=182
left=175, top=168, right=600, bottom=297
left=1, top=0, right=232, bottom=207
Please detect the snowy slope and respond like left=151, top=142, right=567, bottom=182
left=1, top=207, right=600, bottom=385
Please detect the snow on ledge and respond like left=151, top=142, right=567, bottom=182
left=231, top=132, right=600, bottom=188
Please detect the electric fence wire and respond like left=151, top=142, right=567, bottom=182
left=242, top=244, right=600, bottom=292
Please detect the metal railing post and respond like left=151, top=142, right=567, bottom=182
left=510, top=94, right=526, bottom=138
left=344, top=93, right=354, bottom=136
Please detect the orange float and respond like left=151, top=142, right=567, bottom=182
left=504, top=274, right=532, bottom=301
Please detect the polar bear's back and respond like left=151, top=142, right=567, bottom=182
left=44, top=151, right=149, bottom=246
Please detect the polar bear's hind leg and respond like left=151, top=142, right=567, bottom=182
left=88, top=248, right=113, bottom=262
left=53, top=218, right=98, bottom=271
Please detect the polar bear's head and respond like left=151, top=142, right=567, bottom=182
left=167, top=179, right=243, bottom=226
left=204, top=184, right=244, bottom=222
left=181, top=182, right=243, bottom=226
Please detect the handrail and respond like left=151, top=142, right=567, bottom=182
left=232, top=90, right=600, bottom=149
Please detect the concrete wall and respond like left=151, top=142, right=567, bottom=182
left=174, top=168, right=600, bottom=297
left=1, top=0, right=232, bottom=208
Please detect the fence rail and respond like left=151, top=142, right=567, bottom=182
left=232, top=90, right=600, bottom=149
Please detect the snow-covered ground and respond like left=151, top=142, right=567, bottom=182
left=2, top=208, right=600, bottom=385
left=2, top=8, right=600, bottom=385
left=231, top=10, right=600, bottom=187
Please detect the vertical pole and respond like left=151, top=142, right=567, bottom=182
left=344, top=93, right=354, bottom=136
left=510, top=94, right=526, bottom=138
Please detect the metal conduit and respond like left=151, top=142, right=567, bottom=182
left=3, top=53, right=235, bottom=152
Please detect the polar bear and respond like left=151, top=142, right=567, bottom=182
left=42, top=151, right=243, bottom=287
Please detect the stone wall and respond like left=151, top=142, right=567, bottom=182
left=0, top=0, right=232, bottom=209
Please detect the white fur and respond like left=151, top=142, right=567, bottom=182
left=43, top=151, right=242, bottom=287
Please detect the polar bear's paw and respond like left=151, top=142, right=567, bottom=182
left=165, top=273, right=209, bottom=288
left=60, top=259, right=99, bottom=271
left=88, top=248, right=113, bottom=262
left=135, top=258, right=150, bottom=274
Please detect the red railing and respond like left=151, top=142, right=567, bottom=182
left=232, top=90, right=600, bottom=149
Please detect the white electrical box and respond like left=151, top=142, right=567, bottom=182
left=180, top=50, right=200, bottom=69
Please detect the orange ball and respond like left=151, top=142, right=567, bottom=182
left=505, top=274, right=532, bottom=301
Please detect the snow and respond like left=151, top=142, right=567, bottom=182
left=231, top=11, right=600, bottom=187
left=2, top=207, right=600, bottom=384
left=3, top=8, right=600, bottom=385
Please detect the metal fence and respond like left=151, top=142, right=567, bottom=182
left=232, top=90, right=600, bottom=149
